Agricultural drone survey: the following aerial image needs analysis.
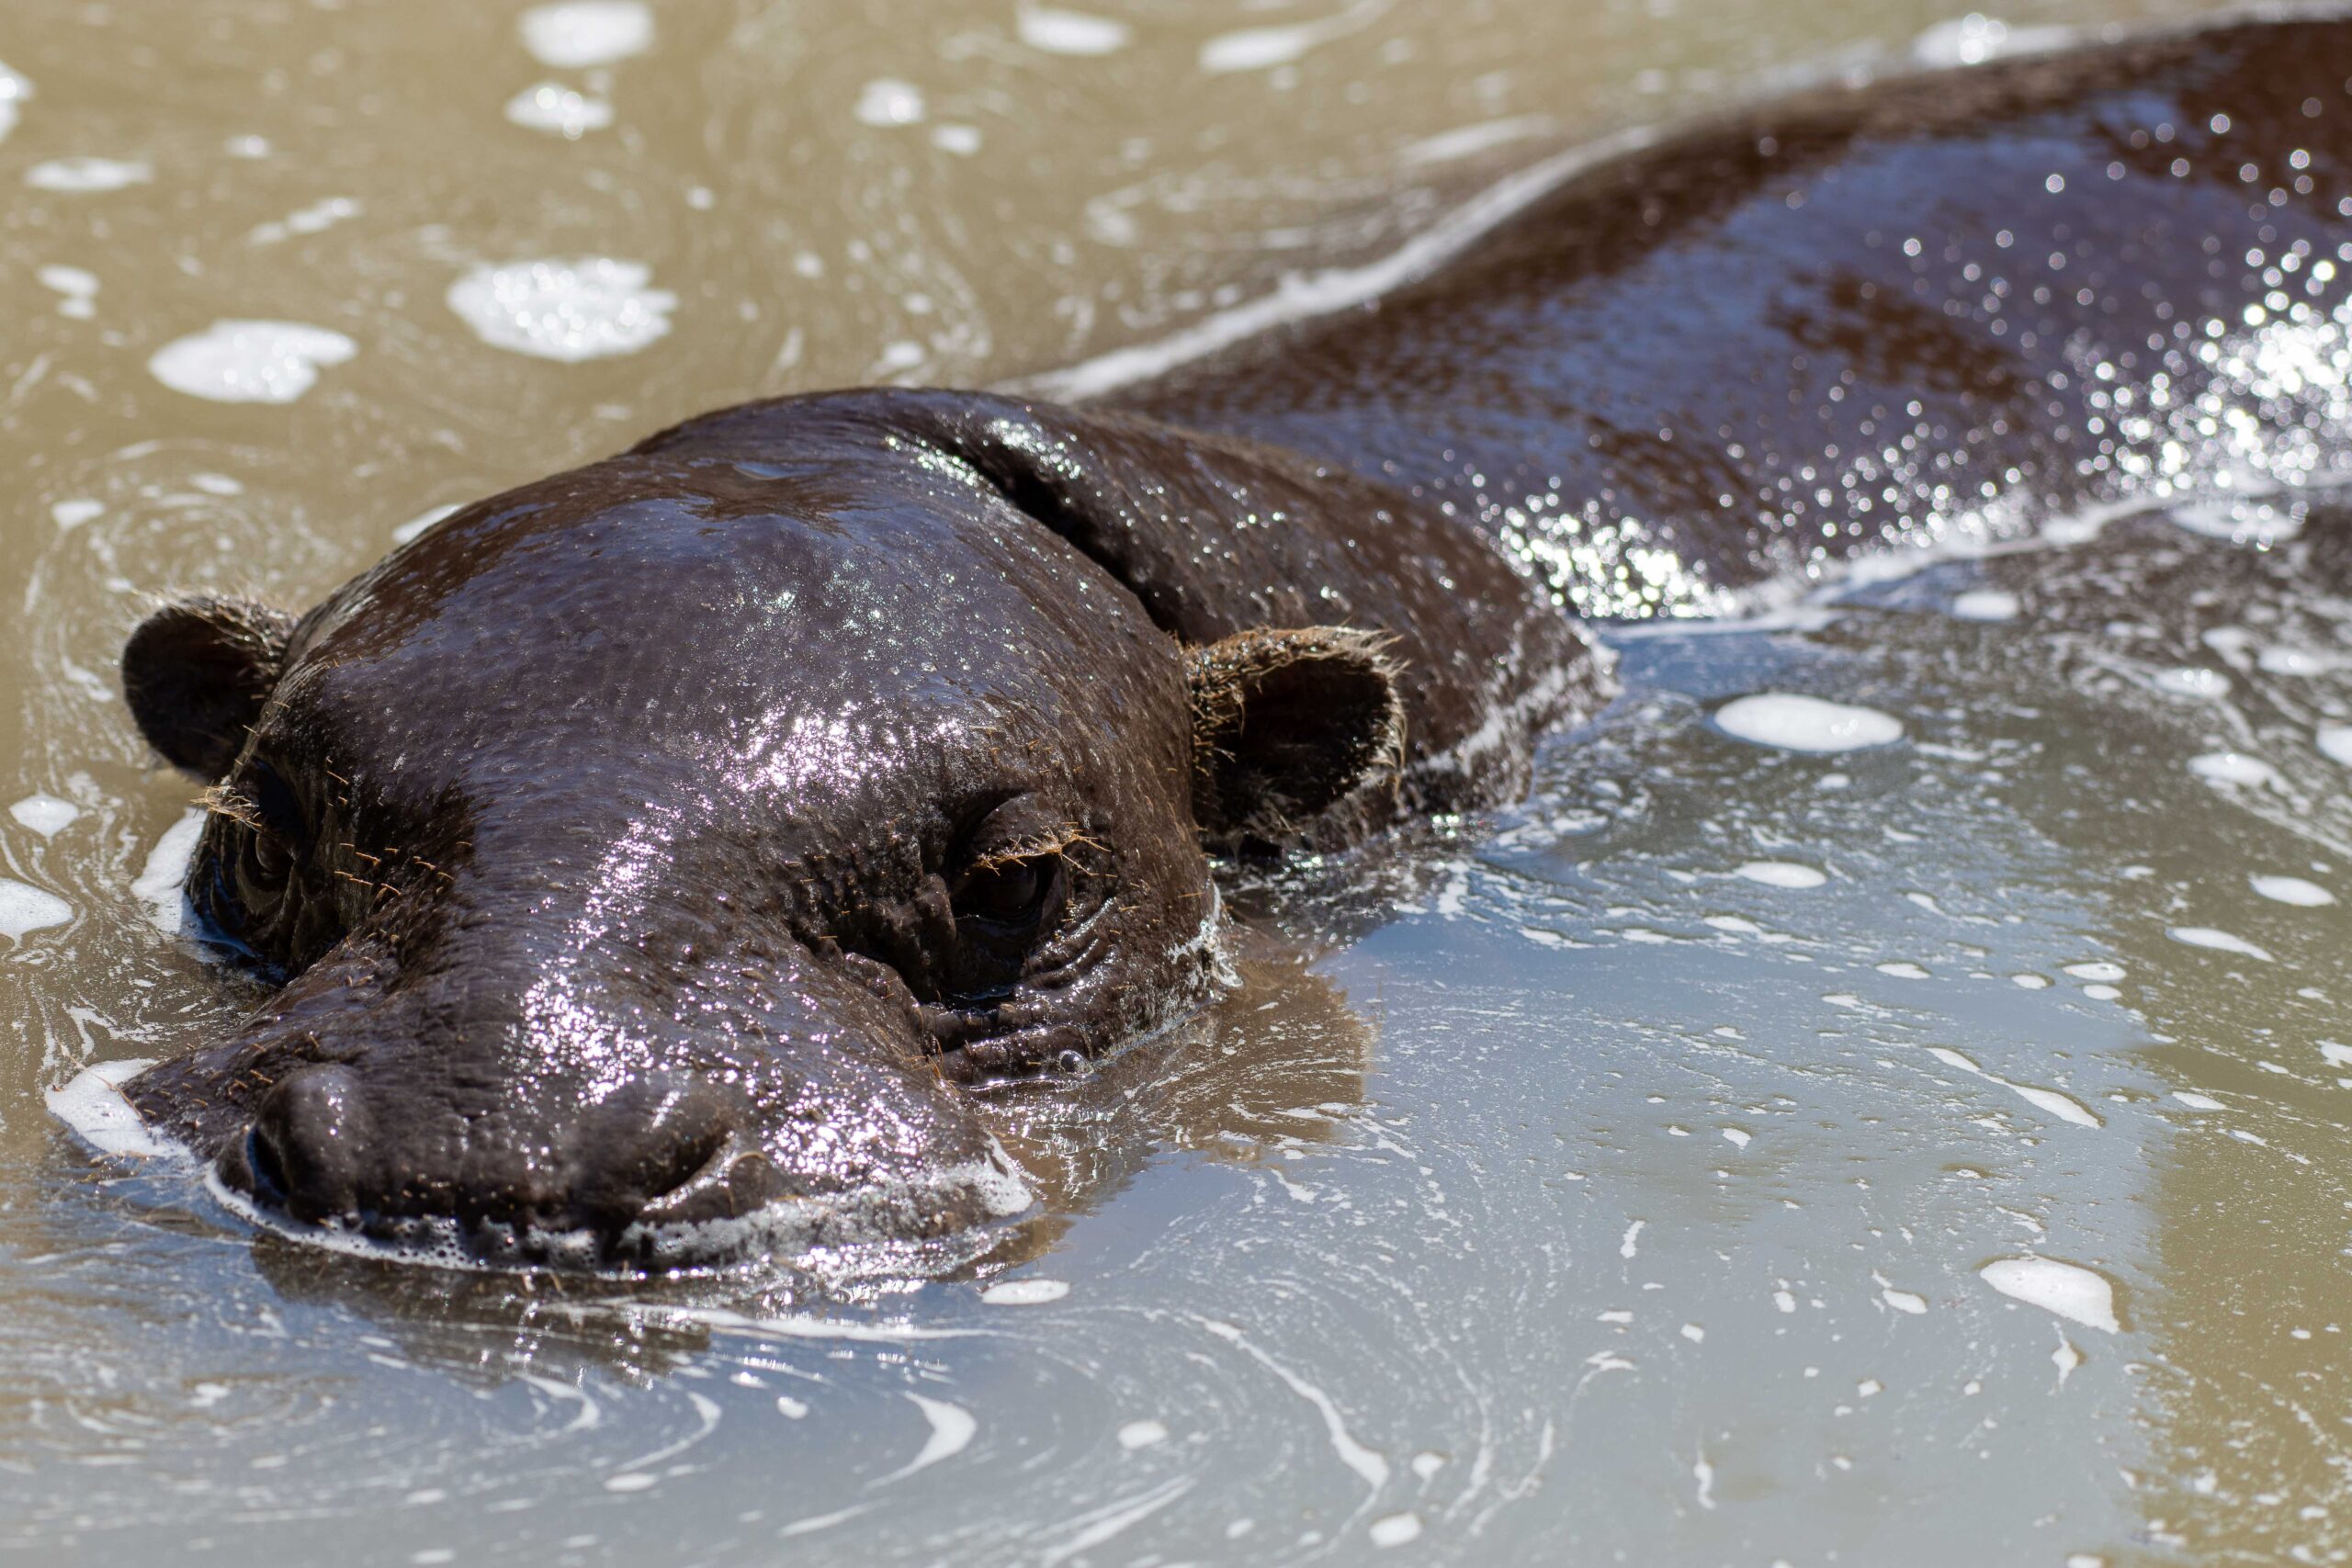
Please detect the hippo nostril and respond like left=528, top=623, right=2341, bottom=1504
left=233, top=1065, right=370, bottom=1226
left=568, top=1075, right=742, bottom=1228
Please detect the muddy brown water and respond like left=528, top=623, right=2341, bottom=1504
left=2, top=0, right=2344, bottom=1562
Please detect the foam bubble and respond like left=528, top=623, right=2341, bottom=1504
left=132, top=810, right=203, bottom=934
left=9, top=794, right=78, bottom=836
left=0, top=879, right=72, bottom=939
left=46, top=1058, right=169, bottom=1158
left=2173, top=1091, right=2226, bottom=1111
left=2168, top=927, right=2273, bottom=962
left=1714, top=693, right=1903, bottom=753
left=1875, top=962, right=1929, bottom=980
left=518, top=1, right=652, bottom=68
left=2168, top=495, right=2302, bottom=546
left=1016, top=6, right=1131, bottom=55
left=51, top=499, right=101, bottom=529
left=1736, top=861, right=1826, bottom=889
left=885, top=1393, right=977, bottom=1479
left=2257, top=646, right=2341, bottom=677
left=1116, top=1418, right=1167, bottom=1450
left=1199, top=7, right=1372, bottom=73
left=854, top=78, right=925, bottom=127
left=2152, top=666, right=2227, bottom=699
left=2188, top=750, right=2283, bottom=789
left=1979, top=1257, right=2120, bottom=1333
left=981, top=1278, right=1069, bottom=1305
left=2253, top=874, right=2335, bottom=907
left=38, top=265, right=97, bottom=320
left=2064, top=962, right=2124, bottom=983
left=0, top=60, right=28, bottom=146
left=1369, top=1514, right=1423, bottom=1549
left=1951, top=589, right=2018, bottom=622
left=149, top=320, right=357, bottom=403
left=1911, top=15, right=2077, bottom=67
left=504, top=83, right=613, bottom=137
left=26, top=156, right=150, bottom=192
left=446, top=258, right=675, bottom=362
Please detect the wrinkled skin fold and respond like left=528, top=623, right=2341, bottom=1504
left=113, top=15, right=2352, bottom=1269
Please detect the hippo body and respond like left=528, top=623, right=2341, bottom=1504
left=114, top=16, right=2352, bottom=1268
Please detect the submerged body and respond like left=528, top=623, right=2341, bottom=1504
left=109, top=15, right=2352, bottom=1267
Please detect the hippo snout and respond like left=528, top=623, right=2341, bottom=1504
left=220, top=1067, right=782, bottom=1264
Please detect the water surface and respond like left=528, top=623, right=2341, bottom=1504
left=4, top=1, right=2339, bottom=1563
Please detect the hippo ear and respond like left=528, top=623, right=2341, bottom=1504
left=122, top=594, right=295, bottom=779
left=1187, top=626, right=1406, bottom=852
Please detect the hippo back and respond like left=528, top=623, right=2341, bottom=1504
left=1109, top=17, right=2352, bottom=617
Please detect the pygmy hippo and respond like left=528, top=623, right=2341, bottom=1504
left=112, top=16, right=2352, bottom=1267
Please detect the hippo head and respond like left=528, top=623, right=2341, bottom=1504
left=108, top=388, right=1591, bottom=1272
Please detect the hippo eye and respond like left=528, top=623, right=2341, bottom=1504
left=231, top=760, right=307, bottom=892
left=951, top=853, right=1059, bottom=931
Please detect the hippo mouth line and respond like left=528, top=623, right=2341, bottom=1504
left=46, top=1059, right=1037, bottom=1277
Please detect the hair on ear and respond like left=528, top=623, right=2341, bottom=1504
left=1187, top=626, right=1407, bottom=853
left=121, top=594, right=295, bottom=779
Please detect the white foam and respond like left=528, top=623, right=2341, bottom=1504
left=518, top=1, right=652, bottom=68
left=2188, top=750, right=2284, bottom=789
left=1731, top=861, right=1825, bottom=893
left=446, top=258, right=674, bottom=362
left=245, top=196, right=359, bottom=246
left=1911, top=14, right=2079, bottom=67
left=1199, top=3, right=1377, bottom=73
left=45, top=1058, right=169, bottom=1158
left=854, top=78, right=925, bottom=127
left=880, top=1393, right=976, bottom=1480
left=1397, top=115, right=1555, bottom=168
left=0, top=60, right=28, bottom=147
left=504, top=83, right=614, bottom=138
left=2064, top=962, right=2124, bottom=983
left=1714, top=694, right=1903, bottom=753
left=1951, top=589, right=2019, bottom=622
left=132, top=810, right=203, bottom=934
left=980, top=1278, right=1069, bottom=1305
left=1927, top=1046, right=2102, bottom=1129
left=2257, top=645, right=2342, bottom=677
left=38, top=265, right=97, bottom=320
left=2253, top=874, right=2335, bottom=907
left=2151, top=666, right=2228, bottom=699
left=1876, top=962, right=1929, bottom=980
left=393, top=503, right=462, bottom=545
left=2168, top=495, right=2302, bottom=546
left=1882, top=1287, right=1928, bottom=1315
left=1116, top=1418, right=1168, bottom=1450
left=2173, top=1091, right=2226, bottom=1111
left=2168, top=926, right=2274, bottom=962
left=149, top=320, right=356, bottom=403
left=2321, top=726, right=2352, bottom=768
left=1979, top=1257, right=2120, bottom=1333
left=26, top=156, right=151, bottom=193
left=1369, top=1514, right=1422, bottom=1549
left=1016, top=6, right=1131, bottom=55
left=10, top=794, right=78, bottom=836
left=0, top=879, right=72, bottom=939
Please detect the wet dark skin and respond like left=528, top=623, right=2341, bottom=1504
left=117, top=17, right=2352, bottom=1268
